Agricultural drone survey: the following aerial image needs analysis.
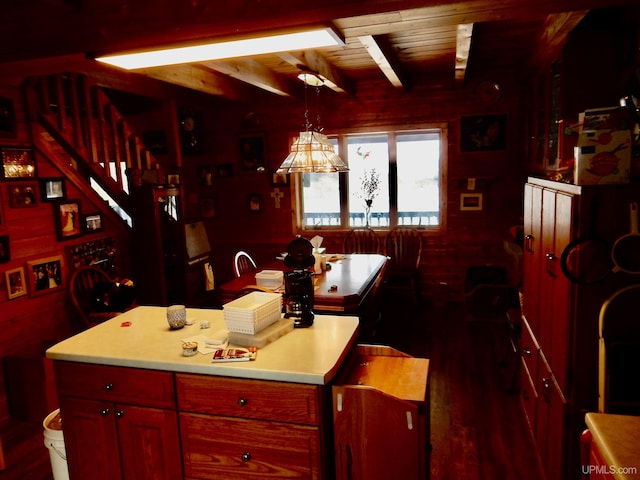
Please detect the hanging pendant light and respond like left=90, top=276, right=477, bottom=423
left=276, top=73, right=348, bottom=174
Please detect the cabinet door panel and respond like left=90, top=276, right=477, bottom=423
left=180, top=413, right=321, bottom=480
left=117, top=404, right=182, bottom=480
left=523, top=184, right=543, bottom=337
left=58, top=396, right=122, bottom=480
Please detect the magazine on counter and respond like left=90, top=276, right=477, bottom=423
left=211, top=346, right=258, bottom=362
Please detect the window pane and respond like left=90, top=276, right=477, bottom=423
left=301, top=138, right=341, bottom=227
left=397, top=133, right=440, bottom=226
left=302, top=172, right=340, bottom=227
left=347, top=135, right=389, bottom=227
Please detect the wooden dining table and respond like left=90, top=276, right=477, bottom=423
left=218, top=253, right=388, bottom=315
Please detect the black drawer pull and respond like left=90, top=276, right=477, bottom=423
left=241, top=452, right=251, bottom=462
left=104, top=383, right=114, bottom=392
left=237, top=397, right=248, bottom=407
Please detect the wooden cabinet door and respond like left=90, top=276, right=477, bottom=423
left=523, top=183, right=543, bottom=337
left=546, top=192, right=573, bottom=392
left=536, top=362, right=568, bottom=480
left=58, top=396, right=122, bottom=480
left=117, top=404, right=182, bottom=480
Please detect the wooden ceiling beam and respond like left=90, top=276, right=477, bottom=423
left=455, top=23, right=474, bottom=83
left=279, top=50, right=356, bottom=96
left=136, top=64, right=249, bottom=101
left=203, top=58, right=301, bottom=97
left=528, top=11, right=589, bottom=69
left=358, top=34, right=408, bottom=90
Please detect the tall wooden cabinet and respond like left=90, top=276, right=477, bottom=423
left=521, top=178, right=639, bottom=480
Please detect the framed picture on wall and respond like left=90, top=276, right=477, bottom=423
left=1, top=147, right=36, bottom=179
left=459, top=114, right=507, bottom=152
left=53, top=199, right=82, bottom=241
left=5, top=266, right=26, bottom=299
left=82, top=213, right=103, bottom=233
left=239, top=134, right=266, bottom=173
left=199, top=196, right=216, bottom=218
left=40, top=178, right=66, bottom=202
left=0, top=97, right=16, bottom=138
left=26, top=255, right=64, bottom=296
left=0, top=234, right=9, bottom=263
left=271, top=171, right=289, bottom=187
left=460, top=193, right=483, bottom=211
left=7, top=182, right=37, bottom=208
left=248, top=194, right=262, bottom=213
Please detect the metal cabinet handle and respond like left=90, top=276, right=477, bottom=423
left=104, top=383, right=114, bottom=392
left=116, top=410, right=124, bottom=419
left=523, top=347, right=531, bottom=356
left=237, top=397, right=248, bottom=407
left=542, top=377, right=552, bottom=403
left=525, top=234, right=534, bottom=253
left=545, top=253, right=556, bottom=276
left=100, top=408, right=110, bottom=416
left=241, top=452, right=251, bottom=462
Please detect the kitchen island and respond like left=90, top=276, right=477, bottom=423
left=46, top=306, right=360, bottom=480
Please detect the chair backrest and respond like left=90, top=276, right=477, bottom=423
left=599, top=284, right=640, bottom=414
left=69, top=265, right=113, bottom=330
left=343, top=228, right=380, bottom=254
left=384, top=227, right=422, bottom=272
left=233, top=250, right=257, bottom=277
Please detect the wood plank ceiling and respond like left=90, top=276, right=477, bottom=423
left=0, top=0, right=635, bottom=101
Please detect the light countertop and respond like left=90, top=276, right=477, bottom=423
left=585, top=412, right=640, bottom=480
left=46, top=306, right=359, bottom=385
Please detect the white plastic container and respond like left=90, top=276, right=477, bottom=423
left=255, top=270, right=284, bottom=289
left=43, top=409, right=70, bottom=480
left=223, top=291, right=282, bottom=335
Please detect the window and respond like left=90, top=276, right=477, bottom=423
left=299, top=125, right=446, bottom=231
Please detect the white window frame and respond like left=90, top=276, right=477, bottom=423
left=291, top=123, right=448, bottom=233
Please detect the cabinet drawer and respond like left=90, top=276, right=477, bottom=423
left=176, top=373, right=320, bottom=425
left=180, top=412, right=322, bottom=480
left=520, top=358, right=537, bottom=431
left=54, top=361, right=175, bottom=408
left=521, top=318, right=539, bottom=384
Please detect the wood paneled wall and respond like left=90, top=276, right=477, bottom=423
left=0, top=83, right=132, bottom=426
left=181, top=74, right=526, bottom=300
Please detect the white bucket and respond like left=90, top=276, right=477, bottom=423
left=43, top=409, right=70, bottom=480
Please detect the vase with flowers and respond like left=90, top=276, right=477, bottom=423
left=357, top=169, right=381, bottom=227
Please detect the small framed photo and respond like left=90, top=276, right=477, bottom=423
left=216, top=163, right=234, bottom=178
left=248, top=194, right=262, bottom=213
left=460, top=193, right=483, bottom=211
left=167, top=172, right=180, bottom=186
left=199, top=196, right=216, bottom=218
left=53, top=200, right=82, bottom=241
left=459, top=114, right=507, bottom=152
left=82, top=213, right=104, bottom=233
left=271, top=171, right=289, bottom=187
left=0, top=235, right=9, bottom=263
left=40, top=178, right=66, bottom=202
left=239, top=134, right=266, bottom=173
left=7, top=182, right=38, bottom=208
left=5, top=266, right=27, bottom=299
left=26, top=255, right=64, bottom=296
left=0, top=97, right=16, bottom=138
left=1, top=147, right=36, bottom=179
left=197, top=165, right=213, bottom=186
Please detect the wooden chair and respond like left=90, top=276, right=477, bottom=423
left=68, top=266, right=123, bottom=331
left=598, top=284, right=640, bottom=414
left=343, top=227, right=380, bottom=254
left=383, top=227, right=423, bottom=302
left=233, top=250, right=257, bottom=277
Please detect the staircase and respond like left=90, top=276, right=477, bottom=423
left=23, top=72, right=161, bottom=228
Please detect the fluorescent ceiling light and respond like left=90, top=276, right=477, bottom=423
left=95, top=27, right=344, bottom=70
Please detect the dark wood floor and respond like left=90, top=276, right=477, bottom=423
left=0, top=301, right=544, bottom=480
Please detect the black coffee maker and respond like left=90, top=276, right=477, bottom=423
left=283, top=237, right=315, bottom=328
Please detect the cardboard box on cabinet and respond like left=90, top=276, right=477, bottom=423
left=574, top=129, right=631, bottom=185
